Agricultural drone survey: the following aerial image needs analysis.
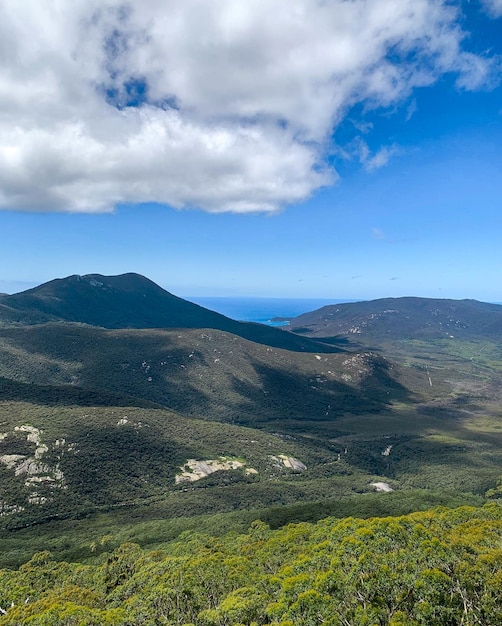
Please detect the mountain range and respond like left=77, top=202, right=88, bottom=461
left=0, top=273, right=501, bottom=561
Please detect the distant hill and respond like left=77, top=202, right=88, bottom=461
left=288, top=296, right=502, bottom=342
left=0, top=273, right=338, bottom=353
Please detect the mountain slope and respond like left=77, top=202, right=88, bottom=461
left=0, top=273, right=338, bottom=353
left=0, top=324, right=407, bottom=429
left=2, top=282, right=502, bottom=538
left=0, top=392, right=348, bottom=529
left=289, top=296, right=502, bottom=341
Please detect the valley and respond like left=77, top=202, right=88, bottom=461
left=0, top=274, right=501, bottom=571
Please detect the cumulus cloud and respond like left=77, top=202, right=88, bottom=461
left=0, top=0, right=499, bottom=213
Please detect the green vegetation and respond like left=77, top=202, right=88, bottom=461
left=0, top=323, right=402, bottom=426
left=289, top=296, right=502, bottom=343
left=0, top=273, right=340, bottom=353
left=1, top=389, right=501, bottom=545
left=0, top=504, right=501, bottom=625
left=2, top=271, right=502, bottom=620
left=0, top=489, right=485, bottom=569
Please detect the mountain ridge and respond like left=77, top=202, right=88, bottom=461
left=288, top=295, right=502, bottom=341
left=1, top=275, right=502, bottom=540
left=0, top=273, right=340, bottom=353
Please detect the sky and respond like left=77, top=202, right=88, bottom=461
left=0, top=0, right=501, bottom=301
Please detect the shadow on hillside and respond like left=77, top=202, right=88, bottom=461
left=0, top=377, right=159, bottom=409
left=232, top=322, right=346, bottom=353
left=58, top=422, right=197, bottom=506
left=228, top=358, right=410, bottom=430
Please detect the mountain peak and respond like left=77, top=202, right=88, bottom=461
left=2, top=272, right=220, bottom=329
left=1, top=273, right=339, bottom=353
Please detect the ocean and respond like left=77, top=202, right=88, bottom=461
left=187, top=296, right=348, bottom=326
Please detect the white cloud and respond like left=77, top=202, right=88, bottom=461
left=364, top=145, right=401, bottom=172
left=350, top=138, right=400, bottom=171
left=0, top=0, right=498, bottom=214
left=482, top=0, right=502, bottom=18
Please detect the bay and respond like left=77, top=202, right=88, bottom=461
left=187, top=296, right=350, bottom=325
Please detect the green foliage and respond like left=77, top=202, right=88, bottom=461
left=1, top=505, right=502, bottom=625
left=2, top=273, right=502, bottom=584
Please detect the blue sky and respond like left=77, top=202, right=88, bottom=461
left=1, top=1, right=501, bottom=301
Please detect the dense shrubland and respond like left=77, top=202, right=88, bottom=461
left=1, top=504, right=501, bottom=625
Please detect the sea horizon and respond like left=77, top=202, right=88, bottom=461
left=186, top=296, right=352, bottom=325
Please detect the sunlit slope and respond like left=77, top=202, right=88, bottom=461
left=1, top=505, right=501, bottom=625
left=289, top=295, right=502, bottom=415
left=0, top=390, right=353, bottom=527
left=0, top=383, right=497, bottom=562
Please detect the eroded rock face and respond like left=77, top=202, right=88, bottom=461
left=371, top=481, right=394, bottom=492
left=175, top=452, right=307, bottom=484
left=0, top=454, right=25, bottom=470
left=341, top=353, right=375, bottom=383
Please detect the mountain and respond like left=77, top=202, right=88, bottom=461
left=0, top=274, right=414, bottom=447
left=287, top=296, right=502, bottom=407
left=1, top=280, right=502, bottom=550
left=288, top=296, right=502, bottom=342
left=0, top=273, right=338, bottom=353
left=0, top=324, right=407, bottom=429
left=0, top=273, right=415, bottom=532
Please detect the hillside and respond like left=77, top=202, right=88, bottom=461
left=289, top=296, right=502, bottom=341
left=0, top=505, right=501, bottom=625
left=1, top=278, right=502, bottom=546
left=0, top=392, right=354, bottom=530
left=0, top=324, right=407, bottom=429
left=0, top=275, right=418, bottom=533
left=0, top=273, right=338, bottom=353
left=1, top=321, right=501, bottom=537
left=288, top=296, right=502, bottom=402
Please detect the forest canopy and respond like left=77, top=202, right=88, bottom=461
left=1, top=503, right=501, bottom=625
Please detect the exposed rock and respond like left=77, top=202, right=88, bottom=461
left=0, top=454, right=26, bottom=470
left=269, top=454, right=306, bottom=471
left=371, top=481, right=394, bottom=492
left=14, top=425, right=48, bottom=458
left=0, top=425, right=66, bottom=503
left=176, top=457, right=256, bottom=484
left=0, top=502, right=25, bottom=516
